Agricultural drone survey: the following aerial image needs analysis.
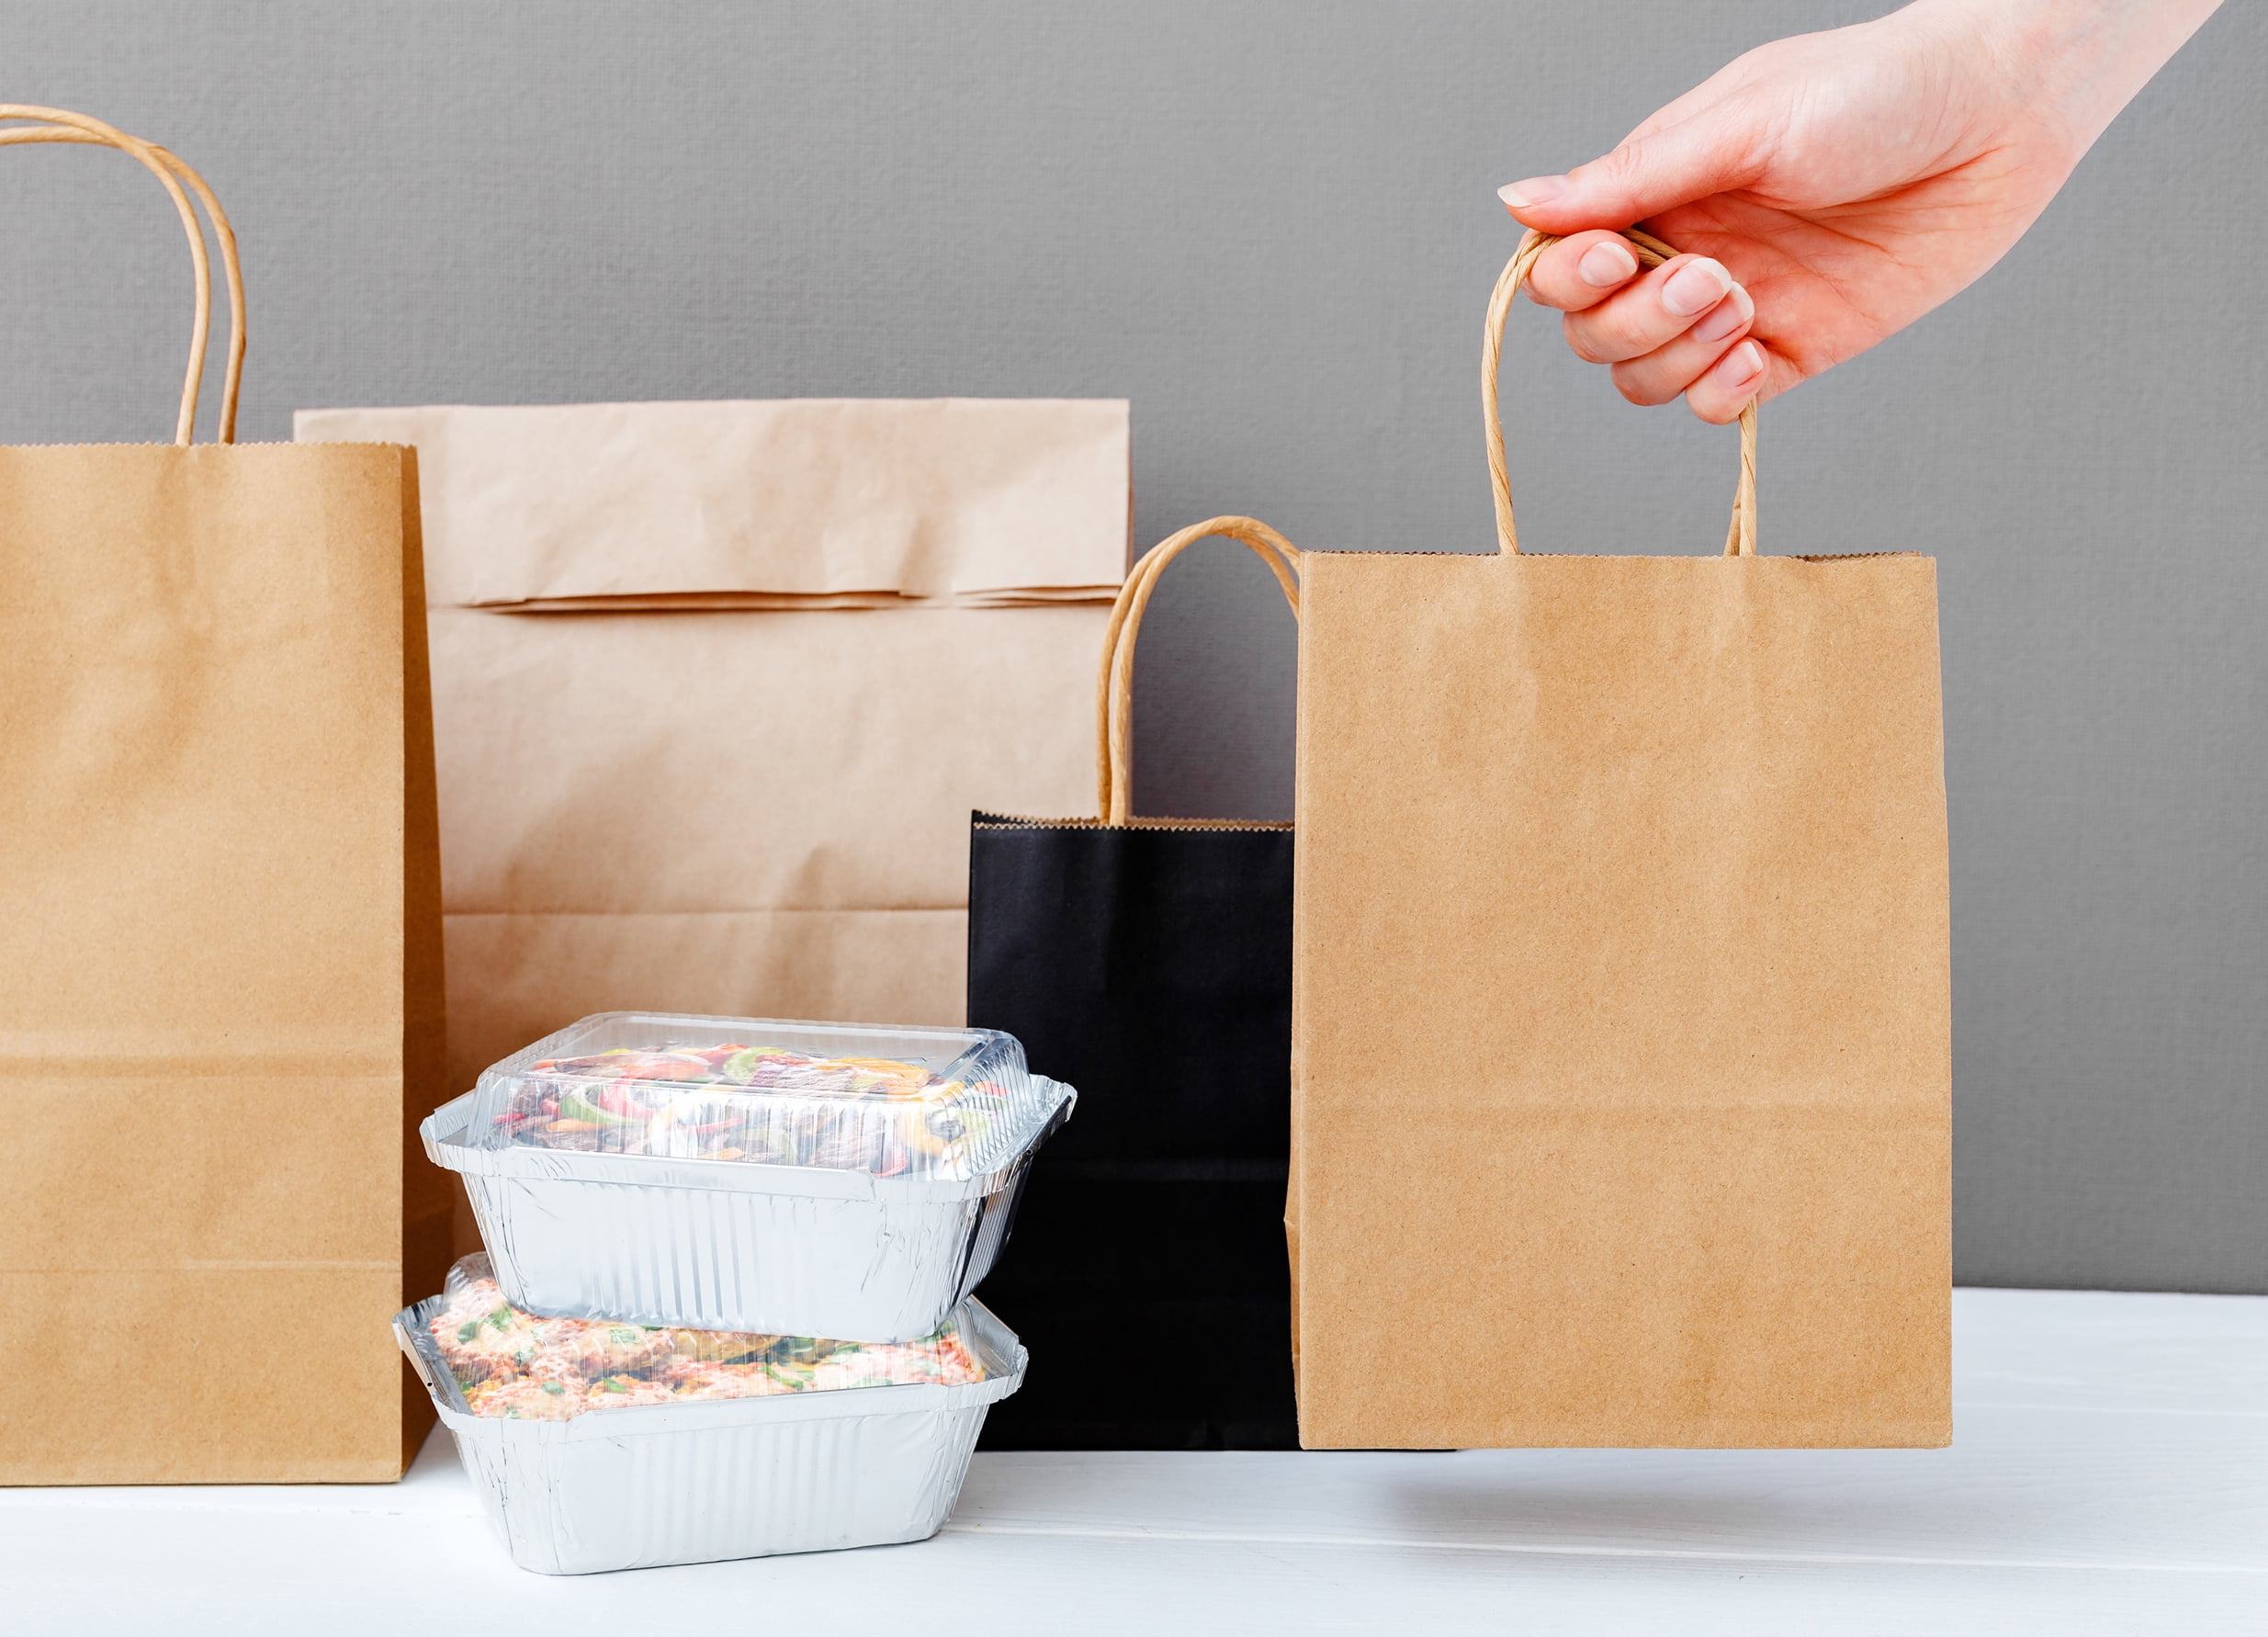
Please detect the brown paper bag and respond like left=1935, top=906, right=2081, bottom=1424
left=1290, top=230, right=1951, bottom=1449
left=293, top=400, right=1127, bottom=1162
left=0, top=109, right=448, bottom=1483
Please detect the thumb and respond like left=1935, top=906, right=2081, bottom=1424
left=1499, top=107, right=1759, bottom=232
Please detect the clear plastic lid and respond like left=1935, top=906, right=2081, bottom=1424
left=466, top=1011, right=1054, bottom=1180
left=425, top=1255, right=987, bottom=1421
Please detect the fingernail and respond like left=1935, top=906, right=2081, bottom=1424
left=1711, top=340, right=1766, bottom=388
left=1576, top=240, right=1638, bottom=287
left=1691, top=284, right=1753, bottom=343
left=1663, top=257, right=1732, bottom=317
left=1498, top=176, right=1567, bottom=210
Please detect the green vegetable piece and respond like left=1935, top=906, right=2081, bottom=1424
left=456, top=1321, right=480, bottom=1343
left=541, top=1381, right=566, bottom=1396
left=485, top=1306, right=513, bottom=1331
left=557, top=1089, right=639, bottom=1127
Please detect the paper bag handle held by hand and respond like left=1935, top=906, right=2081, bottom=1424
left=0, top=107, right=245, bottom=445
left=1096, top=516, right=1302, bottom=825
left=1485, top=227, right=1756, bottom=557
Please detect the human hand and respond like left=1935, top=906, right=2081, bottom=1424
left=1499, top=0, right=2221, bottom=422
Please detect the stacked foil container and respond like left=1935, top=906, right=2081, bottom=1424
left=394, top=1011, right=1075, bottom=1574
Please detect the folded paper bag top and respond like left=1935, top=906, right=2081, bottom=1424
left=1288, top=228, right=1951, bottom=1450
left=294, top=397, right=1127, bottom=1109
left=293, top=398, right=1130, bottom=607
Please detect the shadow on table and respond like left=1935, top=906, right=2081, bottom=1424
left=1369, top=1447, right=1995, bottom=1560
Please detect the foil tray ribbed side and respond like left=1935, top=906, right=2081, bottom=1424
left=450, top=1398, right=992, bottom=1574
left=461, top=1168, right=1020, bottom=1341
left=396, top=1296, right=1024, bottom=1575
left=424, top=1078, right=1070, bottom=1340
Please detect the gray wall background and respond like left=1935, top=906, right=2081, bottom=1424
left=4, top=1, right=2260, bottom=1292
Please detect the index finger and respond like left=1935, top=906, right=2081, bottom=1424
left=1519, top=229, right=1643, bottom=312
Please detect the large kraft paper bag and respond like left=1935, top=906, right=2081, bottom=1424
left=0, top=110, right=448, bottom=1483
left=1291, top=231, right=1950, bottom=1449
left=294, top=399, right=1127, bottom=1137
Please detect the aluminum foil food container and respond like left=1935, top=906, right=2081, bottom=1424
left=396, top=1259, right=1025, bottom=1575
left=424, top=1012, right=1074, bottom=1340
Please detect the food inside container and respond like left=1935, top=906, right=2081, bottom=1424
left=427, top=1254, right=987, bottom=1422
left=431, top=1012, right=1076, bottom=1338
left=466, top=1011, right=1047, bottom=1180
left=396, top=1264, right=1028, bottom=1575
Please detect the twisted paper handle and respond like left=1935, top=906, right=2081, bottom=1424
left=0, top=106, right=245, bottom=445
left=1096, top=516, right=1302, bottom=824
left=1485, top=227, right=1757, bottom=556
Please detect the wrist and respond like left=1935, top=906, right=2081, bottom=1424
left=1898, top=0, right=2222, bottom=160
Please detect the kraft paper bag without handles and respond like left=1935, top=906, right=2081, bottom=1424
left=970, top=517, right=1301, bottom=1450
left=1290, top=230, right=1950, bottom=1450
left=0, top=109, right=449, bottom=1483
left=294, top=398, right=1127, bottom=1190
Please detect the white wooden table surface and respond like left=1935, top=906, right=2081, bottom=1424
left=9, top=1288, right=2264, bottom=1634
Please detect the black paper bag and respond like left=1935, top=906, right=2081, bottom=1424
left=966, top=517, right=1303, bottom=1450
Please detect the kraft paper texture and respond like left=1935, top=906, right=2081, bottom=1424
left=0, top=444, right=450, bottom=1483
left=303, top=399, right=1130, bottom=608
left=296, top=401, right=1127, bottom=1248
left=1291, top=549, right=1953, bottom=1449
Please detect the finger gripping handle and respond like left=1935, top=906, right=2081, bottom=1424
left=1485, top=228, right=1757, bottom=557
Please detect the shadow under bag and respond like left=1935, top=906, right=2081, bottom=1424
left=968, top=518, right=1303, bottom=1449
